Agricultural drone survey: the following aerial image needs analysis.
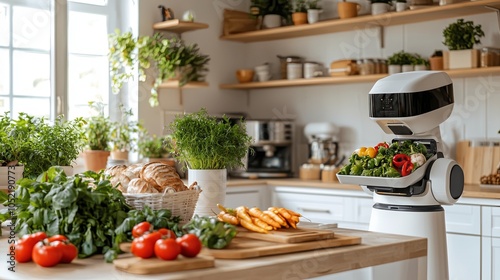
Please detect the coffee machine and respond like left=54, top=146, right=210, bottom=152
left=304, top=122, right=339, bottom=165
left=230, top=120, right=294, bottom=178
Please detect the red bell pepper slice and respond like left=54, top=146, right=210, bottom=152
left=374, top=142, right=389, bottom=153
left=392, top=154, right=410, bottom=168
left=401, top=161, right=414, bottom=176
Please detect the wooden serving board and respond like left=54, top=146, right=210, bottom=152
left=113, top=255, right=215, bottom=275
left=236, top=226, right=335, bottom=243
left=204, top=234, right=361, bottom=259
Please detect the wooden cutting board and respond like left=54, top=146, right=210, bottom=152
left=456, top=140, right=500, bottom=184
left=113, top=255, right=215, bottom=275
left=204, top=234, right=361, bottom=259
left=236, top=226, right=335, bottom=243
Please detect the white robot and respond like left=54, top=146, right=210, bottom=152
left=338, top=71, right=464, bottom=280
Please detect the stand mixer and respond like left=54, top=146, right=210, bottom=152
left=304, top=122, right=339, bottom=165
left=337, top=71, right=464, bottom=280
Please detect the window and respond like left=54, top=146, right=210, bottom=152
left=0, top=0, right=119, bottom=120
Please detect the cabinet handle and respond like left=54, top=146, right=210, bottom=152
left=298, top=207, right=331, bottom=214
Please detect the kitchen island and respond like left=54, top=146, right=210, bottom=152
left=0, top=228, right=426, bottom=280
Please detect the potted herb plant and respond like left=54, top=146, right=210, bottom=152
left=138, top=133, right=175, bottom=166
left=292, top=0, right=308, bottom=25
left=250, top=0, right=293, bottom=28
left=108, top=31, right=210, bottom=107
left=83, top=101, right=112, bottom=172
left=429, top=50, right=444, bottom=70
left=387, top=51, right=414, bottom=74
left=442, top=18, right=485, bottom=69
left=0, top=113, right=35, bottom=187
left=30, top=115, right=87, bottom=177
left=110, top=104, right=142, bottom=161
left=412, top=54, right=429, bottom=71
left=307, top=0, right=322, bottom=23
left=168, top=108, right=252, bottom=217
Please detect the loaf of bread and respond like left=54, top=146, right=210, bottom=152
left=104, top=165, right=128, bottom=192
left=140, top=162, right=187, bottom=192
left=127, top=178, right=159, bottom=194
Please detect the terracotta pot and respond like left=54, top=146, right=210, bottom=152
left=429, top=57, right=444, bottom=70
left=84, top=150, right=110, bottom=172
left=110, top=150, right=129, bottom=161
left=292, top=12, right=308, bottom=25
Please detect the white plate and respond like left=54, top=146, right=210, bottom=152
left=336, top=154, right=437, bottom=188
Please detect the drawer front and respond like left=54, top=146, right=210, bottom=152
left=272, top=191, right=346, bottom=224
left=444, top=204, right=481, bottom=235
left=482, top=206, right=500, bottom=238
left=226, top=190, right=262, bottom=209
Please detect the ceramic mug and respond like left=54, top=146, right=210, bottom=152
left=338, top=2, right=361, bottom=19
left=257, top=71, right=272, bottom=82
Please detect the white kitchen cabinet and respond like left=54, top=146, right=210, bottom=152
left=482, top=206, right=500, bottom=280
left=444, top=204, right=482, bottom=280
left=271, top=186, right=373, bottom=230
left=225, top=185, right=269, bottom=210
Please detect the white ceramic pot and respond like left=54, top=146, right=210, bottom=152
left=188, top=169, right=227, bottom=217
left=262, top=14, right=281, bottom=29
left=0, top=165, right=24, bottom=191
left=307, top=9, right=321, bottom=24
left=414, top=64, right=428, bottom=71
left=402, top=64, right=414, bottom=72
left=388, top=64, right=402, bottom=75
left=396, top=2, right=407, bottom=12
left=371, top=3, right=390, bottom=15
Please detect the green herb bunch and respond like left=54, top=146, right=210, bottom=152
left=387, top=50, right=417, bottom=65
left=307, top=0, right=321, bottom=9
left=28, top=115, right=87, bottom=177
left=85, top=101, right=111, bottom=151
left=182, top=215, right=237, bottom=249
left=110, top=104, right=142, bottom=152
left=443, top=18, right=484, bottom=50
left=169, top=108, right=252, bottom=170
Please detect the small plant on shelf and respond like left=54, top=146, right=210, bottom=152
left=387, top=51, right=414, bottom=65
left=442, top=18, right=484, bottom=50
left=250, top=0, right=293, bottom=25
left=293, top=0, right=308, bottom=12
left=307, top=0, right=321, bottom=9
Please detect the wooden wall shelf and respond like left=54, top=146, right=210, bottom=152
left=159, top=81, right=208, bottom=89
left=219, top=67, right=500, bottom=90
left=219, top=0, right=500, bottom=43
left=153, top=19, right=209, bottom=33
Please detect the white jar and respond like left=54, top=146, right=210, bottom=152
left=287, top=63, right=303, bottom=80
left=303, top=62, right=319, bottom=79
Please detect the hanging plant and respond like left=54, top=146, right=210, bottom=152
left=108, top=30, right=210, bottom=107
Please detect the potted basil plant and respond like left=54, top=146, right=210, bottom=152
left=168, top=108, right=252, bottom=217
left=307, top=0, right=322, bottom=24
left=110, top=104, right=142, bottom=161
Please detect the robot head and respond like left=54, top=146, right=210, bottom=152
left=369, top=71, right=454, bottom=137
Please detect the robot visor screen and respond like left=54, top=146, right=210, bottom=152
left=369, top=84, right=453, bottom=118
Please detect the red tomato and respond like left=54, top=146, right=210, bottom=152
left=15, top=232, right=48, bottom=263
left=47, top=234, right=68, bottom=243
left=157, top=228, right=176, bottom=239
left=32, top=241, right=63, bottom=267
left=131, top=231, right=161, bottom=259
left=154, top=238, right=181, bottom=260
left=51, top=240, right=78, bottom=263
left=132, top=221, right=152, bottom=238
left=176, top=234, right=202, bottom=258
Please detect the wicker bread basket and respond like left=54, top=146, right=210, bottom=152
left=124, top=187, right=201, bottom=224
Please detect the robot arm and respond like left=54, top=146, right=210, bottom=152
left=429, top=158, right=464, bottom=205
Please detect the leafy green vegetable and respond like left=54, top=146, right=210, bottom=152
left=0, top=167, right=130, bottom=259
left=182, top=215, right=237, bottom=249
left=338, top=140, right=432, bottom=178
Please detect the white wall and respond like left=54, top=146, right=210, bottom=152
left=137, top=0, right=500, bottom=174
